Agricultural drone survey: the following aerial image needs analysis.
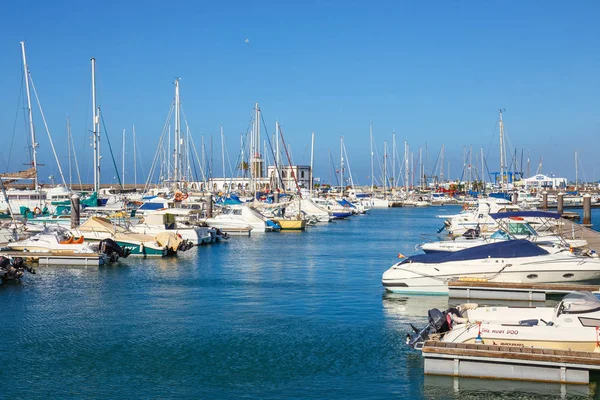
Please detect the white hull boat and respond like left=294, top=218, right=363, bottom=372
left=383, top=240, right=600, bottom=295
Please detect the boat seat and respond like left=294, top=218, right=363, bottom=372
left=518, top=319, right=539, bottom=326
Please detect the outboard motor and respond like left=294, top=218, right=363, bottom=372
left=406, top=307, right=454, bottom=349
left=0, top=256, right=35, bottom=283
left=99, top=238, right=131, bottom=262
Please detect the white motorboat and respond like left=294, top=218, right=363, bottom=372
left=382, top=240, right=600, bottom=295
left=205, top=204, right=271, bottom=233
left=420, top=211, right=588, bottom=254
left=130, top=211, right=215, bottom=245
left=6, top=228, right=96, bottom=254
left=408, top=292, right=600, bottom=352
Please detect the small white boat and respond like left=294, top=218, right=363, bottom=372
left=408, top=292, right=600, bottom=352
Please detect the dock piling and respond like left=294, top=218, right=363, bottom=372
left=542, top=191, right=548, bottom=211
left=557, top=192, right=564, bottom=216
left=70, top=193, right=80, bottom=228
left=583, top=194, right=592, bottom=225
left=207, top=194, right=213, bottom=218
left=274, top=191, right=279, bottom=204
left=512, top=192, right=518, bottom=205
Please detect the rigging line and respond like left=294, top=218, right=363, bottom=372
left=98, top=108, right=123, bottom=188
left=180, top=105, right=207, bottom=182
left=259, top=112, right=284, bottom=189
left=29, top=74, right=68, bottom=188
left=278, top=125, right=302, bottom=196
left=328, top=148, right=340, bottom=187
left=6, top=70, right=25, bottom=171
left=143, top=103, right=174, bottom=192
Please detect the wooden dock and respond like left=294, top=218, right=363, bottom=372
left=448, top=281, right=600, bottom=301
left=558, top=218, right=600, bottom=253
left=422, top=340, right=600, bottom=384
left=0, top=251, right=104, bottom=266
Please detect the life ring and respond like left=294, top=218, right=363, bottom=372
left=33, top=207, right=42, bottom=215
left=174, top=192, right=183, bottom=201
left=182, top=193, right=189, bottom=200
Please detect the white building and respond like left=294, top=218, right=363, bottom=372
left=267, top=165, right=312, bottom=191
left=521, top=174, right=567, bottom=190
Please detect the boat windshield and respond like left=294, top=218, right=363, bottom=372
left=559, top=291, right=600, bottom=314
left=507, top=222, right=537, bottom=236
left=490, top=230, right=510, bottom=240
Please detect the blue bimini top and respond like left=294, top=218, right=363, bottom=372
left=407, top=239, right=549, bottom=264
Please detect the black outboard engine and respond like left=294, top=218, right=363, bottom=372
left=406, top=307, right=453, bottom=349
left=0, top=256, right=35, bottom=283
left=177, top=239, right=194, bottom=252
left=99, top=238, right=131, bottom=262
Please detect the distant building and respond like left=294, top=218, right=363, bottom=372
left=267, top=165, right=312, bottom=191
left=521, top=174, right=567, bottom=190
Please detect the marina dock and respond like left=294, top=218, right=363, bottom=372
left=0, top=251, right=104, bottom=266
left=422, top=340, right=600, bottom=384
left=559, top=218, right=600, bottom=252
left=448, top=281, right=600, bottom=301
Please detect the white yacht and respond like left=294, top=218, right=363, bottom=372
left=382, top=240, right=600, bottom=295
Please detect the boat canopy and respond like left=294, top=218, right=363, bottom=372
left=489, top=211, right=561, bottom=220
left=408, top=239, right=549, bottom=264
left=561, top=292, right=600, bottom=314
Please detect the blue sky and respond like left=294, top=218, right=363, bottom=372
left=0, top=0, right=598, bottom=186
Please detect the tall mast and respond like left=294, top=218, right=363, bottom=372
left=133, top=125, right=137, bottom=189
left=174, top=78, right=180, bottom=183
left=20, top=42, right=39, bottom=190
left=383, top=141, right=387, bottom=199
left=392, top=130, right=396, bottom=190
left=404, top=141, right=409, bottom=192
left=419, top=146, right=423, bottom=190
left=310, top=132, right=315, bottom=196
left=369, top=121, right=374, bottom=192
left=340, top=136, right=344, bottom=192
left=221, top=125, right=225, bottom=179
left=440, top=145, right=445, bottom=185
left=122, top=128, right=126, bottom=188
left=481, top=147, right=485, bottom=189
left=97, top=106, right=102, bottom=190
left=275, top=121, right=280, bottom=189
left=499, top=109, right=505, bottom=190
left=67, top=117, right=72, bottom=188
left=90, top=58, right=99, bottom=193
left=575, top=150, right=578, bottom=192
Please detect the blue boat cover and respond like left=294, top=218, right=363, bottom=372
left=489, top=211, right=561, bottom=220
left=409, top=239, right=549, bottom=264
left=138, top=202, right=166, bottom=211
left=337, top=199, right=356, bottom=208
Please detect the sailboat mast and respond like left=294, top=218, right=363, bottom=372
left=20, top=42, right=39, bottom=191
left=174, top=78, right=180, bottom=183
left=440, top=145, right=445, bottom=185
left=499, top=109, right=505, bottom=189
left=404, top=141, right=409, bottom=192
left=310, top=132, right=315, bottom=196
left=340, top=136, right=344, bottom=192
left=575, top=150, right=578, bottom=192
left=383, top=141, right=387, bottom=199
left=369, top=122, right=374, bottom=192
left=67, top=117, right=72, bottom=188
left=392, top=130, right=396, bottom=190
left=133, top=125, right=137, bottom=189
left=122, top=128, right=126, bottom=188
left=90, top=58, right=99, bottom=193
left=221, top=125, right=225, bottom=179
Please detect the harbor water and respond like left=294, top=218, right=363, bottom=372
left=2, top=206, right=600, bottom=399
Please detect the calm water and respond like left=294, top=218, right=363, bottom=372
left=2, top=207, right=600, bottom=399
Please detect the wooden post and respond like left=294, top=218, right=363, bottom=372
left=70, top=194, right=80, bottom=228
left=557, top=192, right=564, bottom=216
left=512, top=191, right=518, bottom=205
left=273, top=190, right=279, bottom=204
left=542, top=191, right=548, bottom=211
left=207, top=194, right=213, bottom=218
left=583, top=193, right=592, bottom=225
